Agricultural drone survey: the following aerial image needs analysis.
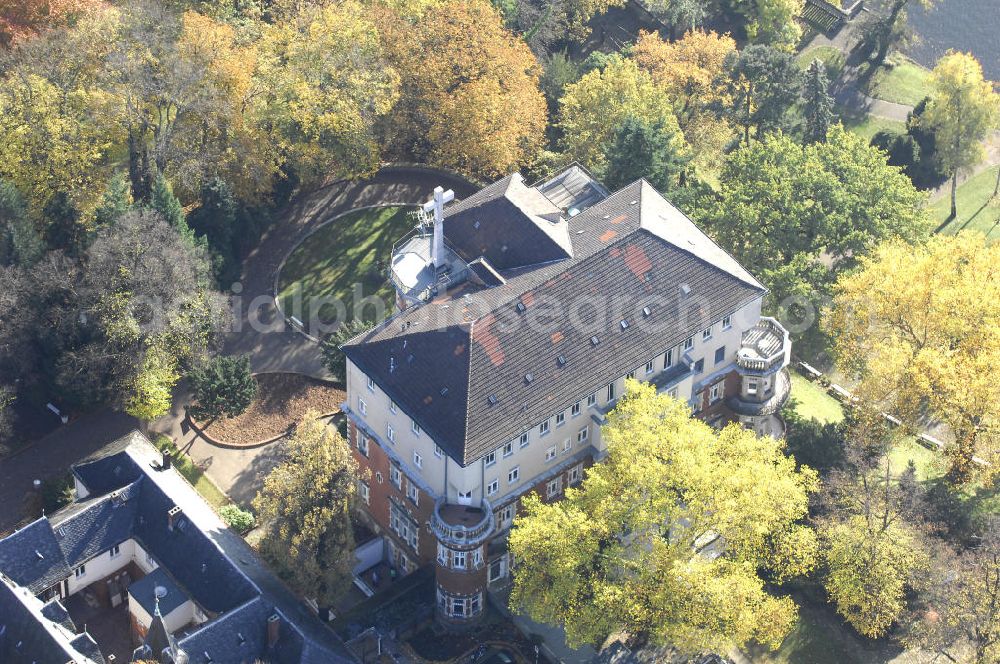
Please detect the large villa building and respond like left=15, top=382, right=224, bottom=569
left=340, top=166, right=792, bottom=627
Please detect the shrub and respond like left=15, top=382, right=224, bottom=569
left=220, top=504, right=256, bottom=533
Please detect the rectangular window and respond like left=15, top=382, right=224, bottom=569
left=562, top=438, right=572, bottom=453
left=668, top=387, right=678, bottom=399
left=587, top=393, right=597, bottom=406
left=452, top=597, right=466, bottom=617
left=366, top=376, right=375, bottom=392
left=568, top=464, right=583, bottom=485
left=413, top=451, right=423, bottom=469
left=489, top=558, right=504, bottom=582
left=387, top=424, right=395, bottom=443
left=473, top=549, right=483, bottom=569
left=437, top=543, right=448, bottom=566
left=710, top=383, right=722, bottom=403
left=645, top=360, right=654, bottom=374
left=626, top=370, right=636, bottom=380
left=389, top=400, right=396, bottom=414
left=577, top=426, right=589, bottom=443
left=434, top=444, right=443, bottom=458
left=453, top=550, right=466, bottom=570
left=503, top=441, right=514, bottom=457
left=571, top=402, right=581, bottom=417
left=693, top=392, right=704, bottom=413
left=356, top=432, right=369, bottom=457
left=684, top=337, right=694, bottom=351
left=487, top=478, right=499, bottom=496
left=694, top=358, right=704, bottom=374
left=485, top=450, right=497, bottom=467
left=715, top=346, right=726, bottom=365
left=74, top=565, right=86, bottom=579
left=358, top=398, right=367, bottom=416
left=555, top=412, right=565, bottom=427
left=519, top=432, right=529, bottom=448
left=664, top=349, right=673, bottom=367
left=406, top=481, right=419, bottom=505
left=508, top=467, right=520, bottom=484
left=702, top=326, right=713, bottom=341
left=411, top=419, right=421, bottom=436
left=545, top=446, right=557, bottom=462
left=539, top=420, right=550, bottom=436
left=499, top=503, right=516, bottom=526
left=607, top=383, right=616, bottom=401
left=546, top=477, right=563, bottom=498
left=747, top=379, right=759, bottom=395
left=359, top=480, right=370, bottom=505
left=722, top=315, right=732, bottom=330
left=390, top=465, right=402, bottom=489
left=109, top=544, right=121, bottom=559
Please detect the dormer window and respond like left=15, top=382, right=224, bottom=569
left=516, top=301, right=526, bottom=313
left=590, top=336, right=600, bottom=346
left=619, top=319, right=629, bottom=330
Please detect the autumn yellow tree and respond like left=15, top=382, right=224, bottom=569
left=378, top=0, right=547, bottom=178
left=509, top=380, right=818, bottom=653
left=825, top=233, right=1000, bottom=482
left=256, top=1, right=399, bottom=187
left=558, top=55, right=686, bottom=172
left=920, top=51, right=1000, bottom=220
left=253, top=413, right=359, bottom=604
left=633, top=30, right=736, bottom=171
left=0, top=7, right=121, bottom=221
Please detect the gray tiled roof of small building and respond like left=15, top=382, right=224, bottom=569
left=40, top=597, right=76, bottom=632
left=0, top=519, right=71, bottom=594
left=51, top=480, right=142, bottom=568
left=68, top=633, right=105, bottom=664
left=178, top=597, right=306, bottom=664
left=128, top=567, right=190, bottom=618
left=343, top=180, right=766, bottom=465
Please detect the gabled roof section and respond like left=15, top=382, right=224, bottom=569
left=0, top=519, right=70, bottom=594
left=443, top=173, right=572, bottom=271
left=346, top=177, right=767, bottom=466
left=638, top=180, right=764, bottom=290
left=0, top=574, right=97, bottom=663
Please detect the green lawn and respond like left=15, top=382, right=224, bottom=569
left=931, top=165, right=1000, bottom=240
left=151, top=434, right=230, bottom=510
left=837, top=105, right=906, bottom=143
left=888, top=436, right=944, bottom=482
left=788, top=371, right=845, bottom=424
left=797, top=45, right=846, bottom=80
left=278, top=206, right=414, bottom=328
left=865, top=55, right=932, bottom=107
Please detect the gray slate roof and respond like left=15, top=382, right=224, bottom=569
left=344, top=179, right=766, bottom=465
left=0, top=574, right=93, bottom=664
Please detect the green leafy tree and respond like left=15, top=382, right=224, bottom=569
left=602, top=115, right=690, bottom=193
left=709, top=127, right=926, bottom=305
left=189, top=354, right=258, bottom=421
left=150, top=172, right=188, bottom=234
left=0, top=180, right=42, bottom=266
left=0, top=384, right=15, bottom=442
left=219, top=504, right=256, bottom=533
left=920, top=51, right=1000, bottom=219
left=509, top=380, right=818, bottom=653
left=558, top=55, right=685, bottom=172
left=721, top=44, right=802, bottom=145
left=819, top=417, right=929, bottom=637
left=253, top=414, right=358, bottom=605
left=803, top=60, right=834, bottom=143
left=93, top=171, right=133, bottom=228
left=321, top=319, right=373, bottom=380
left=42, top=192, right=85, bottom=256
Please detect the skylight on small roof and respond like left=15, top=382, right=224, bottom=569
left=488, top=394, right=498, bottom=406
left=642, top=306, right=651, bottom=317
left=590, top=336, right=599, bottom=346
left=525, top=373, right=534, bottom=384
left=557, top=355, right=566, bottom=366
left=620, top=319, right=629, bottom=330
left=516, top=301, right=526, bottom=313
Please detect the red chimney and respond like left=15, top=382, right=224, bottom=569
left=267, top=614, right=280, bottom=648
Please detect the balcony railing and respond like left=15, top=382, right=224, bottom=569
left=736, top=317, right=790, bottom=374
left=431, top=498, right=495, bottom=549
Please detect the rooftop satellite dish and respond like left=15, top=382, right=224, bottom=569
left=154, top=586, right=168, bottom=599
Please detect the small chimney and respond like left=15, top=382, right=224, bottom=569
left=167, top=505, right=182, bottom=531
left=266, top=614, right=280, bottom=648
left=161, top=449, right=172, bottom=470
